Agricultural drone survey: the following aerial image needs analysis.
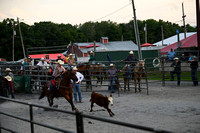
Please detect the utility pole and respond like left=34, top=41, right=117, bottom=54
left=17, top=17, right=26, bottom=58
left=182, top=2, right=187, bottom=39
left=131, top=0, right=142, bottom=60
left=12, top=21, right=16, bottom=61
left=196, top=0, right=200, bottom=50
left=161, top=25, right=164, bottom=46
left=145, top=23, right=147, bottom=43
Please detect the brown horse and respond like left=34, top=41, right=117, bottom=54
left=133, top=60, right=146, bottom=92
left=121, top=60, right=145, bottom=92
left=77, top=63, right=92, bottom=90
left=39, top=70, right=78, bottom=111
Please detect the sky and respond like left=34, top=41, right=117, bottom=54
left=0, top=0, right=197, bottom=26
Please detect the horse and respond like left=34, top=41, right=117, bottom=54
left=89, top=63, right=106, bottom=86
left=133, top=60, right=146, bottom=92
left=77, top=63, right=92, bottom=90
left=121, top=60, right=146, bottom=92
left=39, top=70, right=78, bottom=111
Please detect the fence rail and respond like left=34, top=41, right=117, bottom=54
left=0, top=96, right=173, bottom=133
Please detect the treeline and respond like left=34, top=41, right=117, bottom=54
left=0, top=18, right=196, bottom=61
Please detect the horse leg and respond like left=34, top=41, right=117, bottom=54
left=138, top=77, right=141, bottom=92
left=128, top=79, right=130, bottom=91
left=134, top=77, right=137, bottom=93
left=124, top=78, right=126, bottom=91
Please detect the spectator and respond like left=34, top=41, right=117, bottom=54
left=37, top=57, right=49, bottom=70
left=179, top=53, right=186, bottom=62
left=188, top=53, right=194, bottom=62
left=49, top=60, right=65, bottom=98
left=107, top=64, right=118, bottom=93
left=72, top=67, right=84, bottom=103
left=45, top=54, right=51, bottom=64
left=189, top=56, right=199, bottom=86
left=67, top=53, right=75, bottom=67
left=64, top=54, right=70, bottom=64
left=89, top=51, right=95, bottom=64
left=121, top=51, right=138, bottom=79
left=21, top=58, right=29, bottom=74
left=168, top=49, right=176, bottom=61
left=170, top=57, right=181, bottom=86
left=56, top=55, right=63, bottom=61
left=5, top=68, right=15, bottom=98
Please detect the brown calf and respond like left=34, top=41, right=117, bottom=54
left=90, top=92, right=115, bottom=117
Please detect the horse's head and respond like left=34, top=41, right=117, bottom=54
left=62, top=70, right=78, bottom=83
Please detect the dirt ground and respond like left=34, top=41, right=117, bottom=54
left=0, top=80, right=200, bottom=133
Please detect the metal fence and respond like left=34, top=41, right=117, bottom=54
left=0, top=96, right=173, bottom=133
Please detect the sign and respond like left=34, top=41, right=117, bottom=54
left=176, top=30, right=179, bottom=34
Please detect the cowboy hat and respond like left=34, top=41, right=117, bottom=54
left=73, top=67, right=78, bottom=71
left=129, top=51, right=134, bottom=54
left=90, top=51, right=94, bottom=54
left=69, top=53, right=73, bottom=56
left=57, top=60, right=64, bottom=65
left=57, top=54, right=61, bottom=57
left=174, top=57, right=179, bottom=60
left=110, top=64, right=114, bottom=66
left=5, top=68, right=12, bottom=72
left=4, top=76, right=12, bottom=81
left=40, top=57, right=45, bottom=61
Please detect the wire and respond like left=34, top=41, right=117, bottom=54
left=93, top=2, right=132, bottom=22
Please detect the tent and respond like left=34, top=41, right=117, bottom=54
left=141, top=43, right=155, bottom=47
left=29, top=53, right=65, bottom=59
left=161, top=33, right=198, bottom=52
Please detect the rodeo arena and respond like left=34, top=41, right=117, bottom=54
left=0, top=35, right=200, bottom=133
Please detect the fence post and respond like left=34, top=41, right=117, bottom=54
left=29, top=102, right=34, bottom=133
left=161, top=57, right=165, bottom=86
left=76, top=112, right=84, bottom=133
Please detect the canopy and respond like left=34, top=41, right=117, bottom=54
left=161, top=33, right=198, bottom=52
left=29, top=53, right=65, bottom=59
left=141, top=43, right=155, bottom=47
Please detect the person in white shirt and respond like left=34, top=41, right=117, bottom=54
left=72, top=67, right=84, bottom=103
left=37, top=57, right=49, bottom=70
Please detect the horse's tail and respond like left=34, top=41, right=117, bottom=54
left=39, top=87, right=45, bottom=100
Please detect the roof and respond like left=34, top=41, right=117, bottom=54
left=29, top=53, right=65, bottom=59
left=160, top=33, right=198, bottom=52
left=153, top=32, right=196, bottom=46
left=75, top=41, right=138, bottom=53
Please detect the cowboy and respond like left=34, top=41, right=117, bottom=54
left=49, top=60, right=66, bottom=98
left=37, top=57, right=49, bottom=70
left=45, top=54, right=52, bottom=64
left=170, top=57, right=181, bottom=86
left=72, top=67, right=84, bottom=103
left=107, top=64, right=118, bottom=93
left=5, top=68, right=15, bottom=98
left=89, top=51, right=95, bottom=64
left=56, top=54, right=63, bottom=61
left=67, top=53, right=75, bottom=67
left=121, top=51, right=138, bottom=79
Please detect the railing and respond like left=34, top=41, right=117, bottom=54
left=0, top=96, right=173, bottom=133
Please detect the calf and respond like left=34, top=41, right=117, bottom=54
left=90, top=92, right=115, bottom=117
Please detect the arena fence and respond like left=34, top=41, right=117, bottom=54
left=0, top=96, right=173, bottom=133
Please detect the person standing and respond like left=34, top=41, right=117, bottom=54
left=168, top=49, right=176, bottom=61
left=45, top=54, right=52, bottom=64
left=107, top=64, right=118, bottom=93
left=89, top=51, right=95, bottom=64
left=189, top=56, right=199, bottom=86
left=56, top=55, right=63, bottom=61
left=170, top=57, right=181, bottom=86
left=5, top=68, right=15, bottom=98
left=72, top=67, right=84, bottom=103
